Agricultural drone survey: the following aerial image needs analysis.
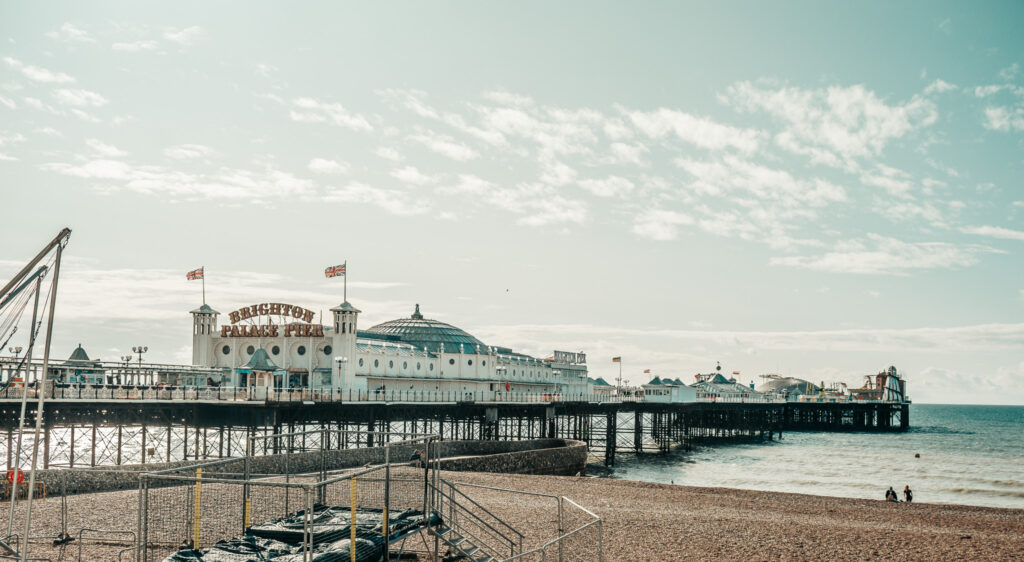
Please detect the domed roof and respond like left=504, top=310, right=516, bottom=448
left=755, top=376, right=819, bottom=395
left=363, top=304, right=486, bottom=353
left=67, top=344, right=92, bottom=363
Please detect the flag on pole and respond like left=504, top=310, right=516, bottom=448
left=186, top=267, right=204, bottom=280
left=643, top=369, right=651, bottom=374
left=612, top=357, right=621, bottom=363
left=324, top=264, right=346, bottom=278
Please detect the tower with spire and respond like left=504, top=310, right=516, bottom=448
left=190, top=303, right=219, bottom=366
left=330, top=300, right=362, bottom=391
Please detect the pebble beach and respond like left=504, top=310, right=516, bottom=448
left=4, top=471, right=1022, bottom=561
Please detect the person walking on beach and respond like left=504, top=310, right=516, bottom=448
left=904, top=485, right=913, bottom=503
left=885, top=487, right=898, bottom=502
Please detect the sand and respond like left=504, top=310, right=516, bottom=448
left=2, top=471, right=1022, bottom=561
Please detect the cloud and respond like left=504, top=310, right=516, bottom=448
left=631, top=209, right=694, bottom=241
left=86, top=138, right=127, bottom=157
left=982, top=106, right=1024, bottom=132
left=722, top=81, right=937, bottom=168
left=482, top=183, right=587, bottom=227
left=960, top=225, right=1024, bottom=241
left=677, top=155, right=847, bottom=207
left=999, top=63, right=1020, bottom=81
left=112, top=40, right=158, bottom=52
left=163, top=26, right=202, bottom=45
left=3, top=56, right=75, bottom=83
left=390, top=165, right=436, bottom=186
left=374, top=147, right=402, bottom=162
left=322, top=182, right=427, bottom=215
left=289, top=97, right=373, bottom=131
left=46, top=23, right=95, bottom=44
left=0, top=94, right=15, bottom=109
left=626, top=108, right=761, bottom=152
left=577, top=175, right=634, bottom=197
left=163, top=144, right=215, bottom=159
left=923, top=79, right=957, bottom=94
left=52, top=88, right=108, bottom=107
left=407, top=131, right=478, bottom=161
left=307, top=158, right=350, bottom=175
left=770, top=234, right=1000, bottom=274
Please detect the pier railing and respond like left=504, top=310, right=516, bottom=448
left=0, top=384, right=905, bottom=405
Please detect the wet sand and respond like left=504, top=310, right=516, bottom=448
left=3, top=471, right=1022, bottom=560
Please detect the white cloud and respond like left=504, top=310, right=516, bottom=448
left=307, top=158, right=350, bottom=175
left=112, top=40, right=158, bottom=52
left=46, top=23, right=94, bottom=44
left=3, top=56, right=75, bottom=83
left=676, top=155, right=847, bottom=207
left=999, top=63, right=1020, bottom=81
left=722, top=81, right=937, bottom=167
left=255, top=63, right=277, bottom=77
left=627, top=108, right=761, bottom=152
left=577, top=175, right=634, bottom=198
left=407, top=131, right=478, bottom=161
left=0, top=94, right=15, bottom=109
left=770, top=234, right=999, bottom=274
left=390, top=165, right=436, bottom=186
left=289, top=97, right=373, bottom=131
left=86, top=138, right=127, bottom=157
left=322, top=182, right=427, bottom=216
left=163, top=26, right=202, bottom=45
left=983, top=106, right=1024, bottom=132
left=0, top=132, right=25, bottom=146
left=960, top=225, right=1024, bottom=241
left=374, top=147, right=402, bottom=162
left=482, top=182, right=587, bottom=226
left=606, top=142, right=648, bottom=166
left=52, top=88, right=108, bottom=107
left=163, top=144, right=215, bottom=159
left=631, top=209, right=694, bottom=241
left=923, top=79, right=957, bottom=94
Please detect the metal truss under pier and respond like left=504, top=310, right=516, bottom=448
left=0, top=400, right=909, bottom=469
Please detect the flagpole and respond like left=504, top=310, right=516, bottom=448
left=343, top=260, right=347, bottom=302
left=202, top=266, right=206, bottom=305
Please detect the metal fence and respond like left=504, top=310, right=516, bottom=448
left=136, top=433, right=440, bottom=562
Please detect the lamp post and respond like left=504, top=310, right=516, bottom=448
left=120, top=354, right=132, bottom=385
left=8, top=346, right=22, bottom=359
left=334, top=356, right=347, bottom=396
left=132, top=346, right=147, bottom=385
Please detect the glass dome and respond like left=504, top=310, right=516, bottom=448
left=363, top=304, right=486, bottom=353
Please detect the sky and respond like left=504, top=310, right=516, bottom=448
left=0, top=1, right=1022, bottom=404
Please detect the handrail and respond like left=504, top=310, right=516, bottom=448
left=438, top=479, right=524, bottom=541
left=433, top=482, right=520, bottom=554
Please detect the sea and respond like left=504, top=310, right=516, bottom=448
left=609, top=404, right=1024, bottom=509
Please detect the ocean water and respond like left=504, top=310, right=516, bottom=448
left=609, top=404, right=1024, bottom=509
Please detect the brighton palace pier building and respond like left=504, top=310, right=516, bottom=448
left=190, top=300, right=590, bottom=398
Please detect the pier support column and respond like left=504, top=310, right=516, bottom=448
left=604, top=411, right=616, bottom=466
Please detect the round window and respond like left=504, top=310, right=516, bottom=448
left=358, top=358, right=364, bottom=367
left=389, top=360, right=394, bottom=368
left=271, top=345, right=280, bottom=355
left=246, top=345, right=255, bottom=355
left=449, top=358, right=455, bottom=365
left=221, top=345, right=230, bottom=355
left=374, top=359, right=379, bottom=368
left=468, top=359, right=473, bottom=366
left=297, top=346, right=306, bottom=356
left=416, top=362, right=421, bottom=370
left=403, top=361, right=408, bottom=369
left=429, top=364, right=434, bottom=371
left=324, top=345, right=332, bottom=355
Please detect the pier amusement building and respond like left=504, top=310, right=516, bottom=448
left=191, top=300, right=591, bottom=397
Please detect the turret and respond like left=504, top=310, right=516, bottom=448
left=330, top=301, right=362, bottom=391
left=190, top=304, right=219, bottom=366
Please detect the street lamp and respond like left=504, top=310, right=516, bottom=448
left=8, top=346, right=22, bottom=359
left=132, top=346, right=147, bottom=385
left=120, top=354, right=132, bottom=385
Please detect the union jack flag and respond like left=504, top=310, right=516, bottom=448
left=643, top=369, right=651, bottom=374
left=324, top=264, right=346, bottom=278
left=186, top=267, right=204, bottom=280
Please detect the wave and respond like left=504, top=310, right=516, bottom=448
left=944, top=487, right=1024, bottom=500
left=906, top=425, right=975, bottom=435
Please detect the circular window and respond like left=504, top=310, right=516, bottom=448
left=297, top=346, right=306, bottom=356
left=271, top=345, right=280, bottom=355
left=374, top=359, right=379, bottom=368
left=358, top=358, right=364, bottom=367
left=429, top=364, right=434, bottom=371
left=324, top=345, right=332, bottom=355
left=221, top=345, right=230, bottom=355
left=246, top=345, right=255, bottom=355
left=416, top=362, right=421, bottom=370
left=467, top=359, right=473, bottom=366
left=403, top=361, right=408, bottom=369
left=389, top=360, right=394, bottom=368
left=449, top=359, right=455, bottom=365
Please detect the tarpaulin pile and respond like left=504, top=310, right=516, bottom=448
left=163, top=506, right=436, bottom=562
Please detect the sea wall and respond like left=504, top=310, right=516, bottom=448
left=1, top=438, right=586, bottom=498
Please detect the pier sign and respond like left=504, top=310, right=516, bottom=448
left=552, top=350, right=586, bottom=364
left=222, top=302, right=323, bottom=338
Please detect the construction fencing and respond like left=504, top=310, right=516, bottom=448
left=136, top=432, right=439, bottom=562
